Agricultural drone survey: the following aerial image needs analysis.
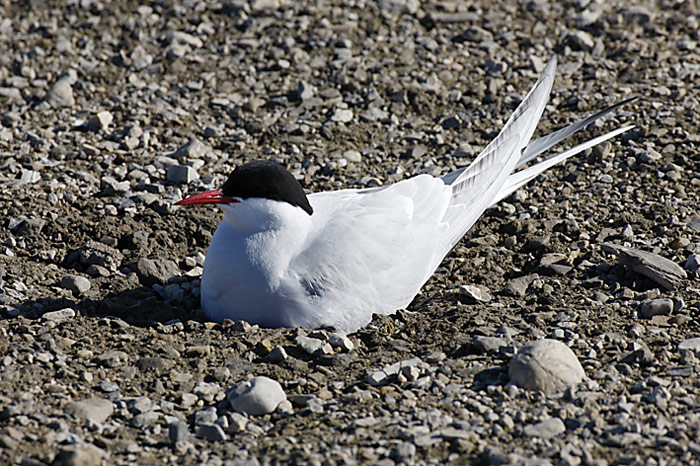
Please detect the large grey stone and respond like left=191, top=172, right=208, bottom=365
left=65, top=398, right=114, bottom=424
left=602, top=243, right=686, bottom=290
left=228, top=376, right=286, bottom=415
left=167, top=164, right=199, bottom=184
left=524, top=418, right=566, bottom=439
left=509, top=339, right=585, bottom=395
left=135, top=257, right=180, bottom=285
left=61, top=275, right=91, bottom=295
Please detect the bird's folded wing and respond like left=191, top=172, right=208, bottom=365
left=293, top=175, right=452, bottom=320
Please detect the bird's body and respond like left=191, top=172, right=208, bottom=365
left=200, top=176, right=453, bottom=331
left=177, top=57, right=635, bottom=333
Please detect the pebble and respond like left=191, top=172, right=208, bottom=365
left=474, top=336, right=507, bottom=353
left=226, top=413, right=249, bottom=433
left=197, top=423, right=227, bottom=441
left=194, top=407, right=218, bottom=425
left=88, top=111, right=113, bottom=132
left=97, top=350, right=129, bottom=368
left=294, top=81, right=316, bottom=101
left=100, top=176, right=130, bottom=195
left=65, top=398, right=114, bottom=424
left=169, top=420, right=191, bottom=444
left=377, top=0, right=420, bottom=15
left=19, top=169, right=41, bottom=184
left=269, top=346, right=288, bottom=362
left=639, top=298, right=673, bottom=319
left=74, top=240, right=123, bottom=272
left=136, top=357, right=174, bottom=374
left=41, top=308, right=76, bottom=322
left=685, top=254, right=700, bottom=274
left=131, top=410, right=158, bottom=428
left=503, top=274, right=538, bottom=297
left=331, top=108, right=353, bottom=123
left=180, top=393, right=198, bottom=409
left=228, top=376, right=286, bottom=415
left=329, top=333, right=354, bottom=352
left=343, top=150, right=362, bottom=163
left=10, top=216, right=46, bottom=236
left=484, top=446, right=551, bottom=466
left=171, top=138, right=208, bottom=159
left=193, top=381, right=221, bottom=402
left=167, top=164, right=199, bottom=184
left=367, top=357, right=424, bottom=386
left=60, top=275, right=91, bottom=295
left=509, top=339, right=585, bottom=395
left=459, top=284, right=491, bottom=302
left=45, top=72, right=75, bottom=107
left=524, top=418, right=566, bottom=439
left=295, top=335, right=325, bottom=354
left=135, top=257, right=180, bottom=286
left=678, top=338, right=700, bottom=354
left=127, top=396, right=153, bottom=414
left=99, top=380, right=119, bottom=393
left=637, top=148, right=662, bottom=163
left=567, top=30, right=595, bottom=52
left=53, top=444, right=105, bottom=466
left=0, top=87, right=23, bottom=103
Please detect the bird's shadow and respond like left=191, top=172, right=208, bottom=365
left=10, top=278, right=203, bottom=328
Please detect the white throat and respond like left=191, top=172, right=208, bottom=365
left=218, top=198, right=312, bottom=284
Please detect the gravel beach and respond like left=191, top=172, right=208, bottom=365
left=1, top=0, right=699, bottom=464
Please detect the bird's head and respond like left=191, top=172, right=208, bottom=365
left=176, top=160, right=313, bottom=215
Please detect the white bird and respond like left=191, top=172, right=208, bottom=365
left=176, top=57, right=634, bottom=333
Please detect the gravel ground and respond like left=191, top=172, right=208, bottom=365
left=1, top=0, right=700, bottom=464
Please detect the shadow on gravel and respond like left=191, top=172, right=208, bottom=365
left=14, top=282, right=203, bottom=329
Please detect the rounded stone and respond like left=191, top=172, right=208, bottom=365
left=228, top=376, right=286, bottom=416
left=61, top=275, right=91, bottom=295
left=509, top=339, right=585, bottom=395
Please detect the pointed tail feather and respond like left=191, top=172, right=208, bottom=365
left=494, top=124, right=634, bottom=203
left=515, top=96, right=639, bottom=169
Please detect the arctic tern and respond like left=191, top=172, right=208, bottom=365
left=176, top=57, right=635, bottom=333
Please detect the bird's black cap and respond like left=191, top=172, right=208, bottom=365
left=221, top=160, right=313, bottom=215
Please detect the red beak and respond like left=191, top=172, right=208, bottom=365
left=175, top=189, right=238, bottom=206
